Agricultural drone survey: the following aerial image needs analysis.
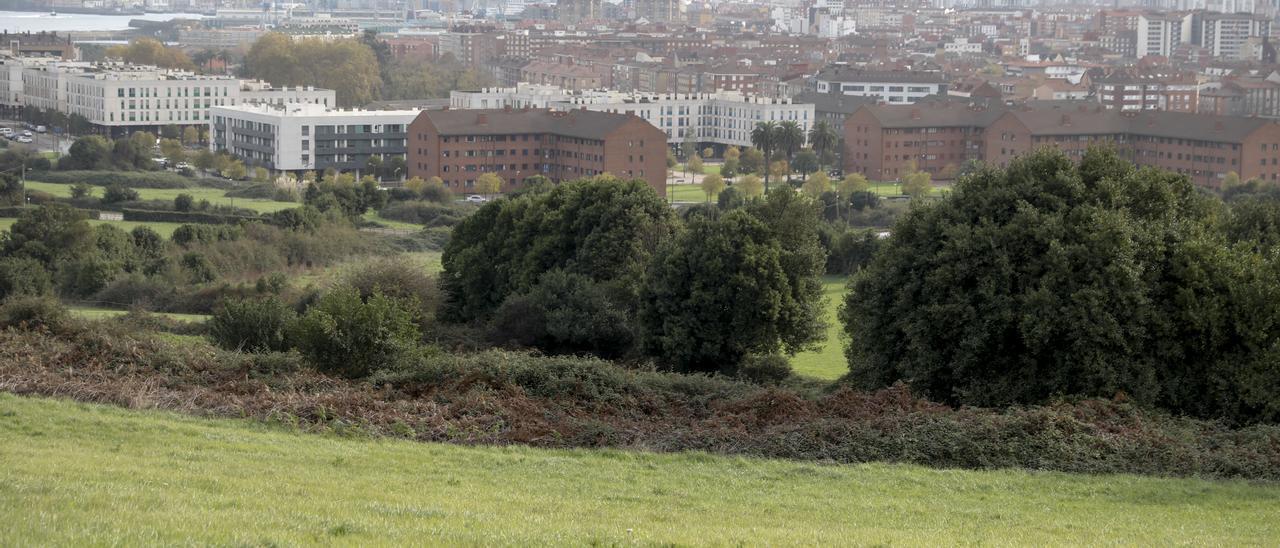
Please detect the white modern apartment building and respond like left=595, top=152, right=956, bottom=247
left=810, top=67, right=949, bottom=104
left=210, top=102, right=420, bottom=173
left=1137, top=13, right=1194, bottom=58
left=449, top=84, right=815, bottom=148
left=1, top=57, right=335, bottom=134
left=1198, top=13, right=1271, bottom=60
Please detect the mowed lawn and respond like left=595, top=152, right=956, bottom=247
left=790, top=275, right=849, bottom=380
left=24, top=180, right=298, bottom=213
left=1, top=394, right=1278, bottom=545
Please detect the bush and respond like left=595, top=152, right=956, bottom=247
left=377, top=201, right=468, bottom=227
left=102, top=184, right=140, bottom=204
left=208, top=297, right=295, bottom=352
left=0, top=256, right=53, bottom=300
left=0, top=295, right=71, bottom=331
left=338, top=257, right=437, bottom=324
left=31, top=170, right=192, bottom=189
left=171, top=224, right=243, bottom=247
left=122, top=208, right=254, bottom=225
left=489, top=270, right=635, bottom=359
left=174, top=193, right=193, bottom=212
left=291, top=287, right=421, bottom=378
left=736, top=354, right=793, bottom=384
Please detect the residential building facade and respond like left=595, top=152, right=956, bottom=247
left=406, top=108, right=667, bottom=194
left=210, top=103, right=419, bottom=173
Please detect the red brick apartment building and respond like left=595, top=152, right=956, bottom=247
left=407, top=108, right=667, bottom=195
left=845, top=99, right=1280, bottom=188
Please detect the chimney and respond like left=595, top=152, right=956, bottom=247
left=909, top=108, right=921, bottom=120
left=1214, top=121, right=1224, bottom=132
left=476, top=113, right=488, bottom=125
left=1060, top=114, right=1072, bottom=126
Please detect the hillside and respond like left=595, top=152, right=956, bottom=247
left=2, top=394, right=1278, bottom=545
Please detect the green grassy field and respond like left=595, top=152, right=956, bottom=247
left=24, top=180, right=298, bottom=213
left=2, top=394, right=1277, bottom=545
left=790, top=276, right=848, bottom=380
left=66, top=306, right=210, bottom=323
left=361, top=210, right=427, bottom=231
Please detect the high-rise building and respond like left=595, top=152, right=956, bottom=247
left=1197, top=13, right=1271, bottom=60
left=1136, top=13, right=1193, bottom=59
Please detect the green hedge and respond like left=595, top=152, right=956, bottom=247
left=121, top=208, right=256, bottom=225
left=33, top=171, right=193, bottom=189
left=0, top=205, right=101, bottom=220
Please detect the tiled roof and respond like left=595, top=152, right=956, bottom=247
left=415, top=108, right=647, bottom=140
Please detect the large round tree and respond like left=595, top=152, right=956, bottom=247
left=842, top=147, right=1280, bottom=423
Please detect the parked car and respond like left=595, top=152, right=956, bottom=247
left=175, top=162, right=192, bottom=170
left=465, top=195, right=489, bottom=203
left=0, top=127, right=12, bottom=137
left=35, top=125, right=46, bottom=133
left=16, top=136, right=33, bottom=144
left=21, top=130, right=32, bottom=137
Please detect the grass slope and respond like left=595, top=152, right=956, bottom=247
left=790, top=275, right=848, bottom=379
left=1, top=394, right=1277, bottom=545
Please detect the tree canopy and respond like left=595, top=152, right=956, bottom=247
left=441, top=177, right=676, bottom=323
left=841, top=147, right=1280, bottom=424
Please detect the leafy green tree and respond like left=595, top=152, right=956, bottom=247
left=489, top=269, right=636, bottom=359
left=475, top=172, right=503, bottom=197
left=774, top=121, right=805, bottom=165
left=808, top=121, right=839, bottom=165
left=687, top=155, right=704, bottom=178
left=69, top=183, right=94, bottom=199
left=105, top=38, right=195, bottom=70
left=739, top=147, right=765, bottom=177
left=901, top=166, right=932, bottom=198
left=292, top=287, right=420, bottom=378
left=751, top=123, right=778, bottom=190
left=174, top=193, right=194, bottom=212
left=222, top=160, right=247, bottom=180
left=802, top=171, right=831, bottom=197
left=159, top=138, right=186, bottom=165
left=640, top=192, right=825, bottom=373
left=700, top=173, right=725, bottom=202
left=0, top=257, right=53, bottom=300
left=1, top=204, right=94, bottom=267
left=102, top=184, right=139, bottom=204
left=842, top=147, right=1280, bottom=423
left=441, top=178, right=676, bottom=322
left=1222, top=170, right=1242, bottom=191
left=737, top=174, right=764, bottom=198
left=793, top=149, right=820, bottom=181
left=182, top=126, right=200, bottom=146
left=242, top=33, right=383, bottom=107
left=61, top=136, right=113, bottom=170
left=721, top=157, right=739, bottom=180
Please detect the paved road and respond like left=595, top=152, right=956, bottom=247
left=0, top=121, right=72, bottom=155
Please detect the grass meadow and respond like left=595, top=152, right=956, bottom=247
left=790, top=276, right=849, bottom=380
left=23, top=180, right=299, bottom=213
left=2, top=394, right=1278, bottom=545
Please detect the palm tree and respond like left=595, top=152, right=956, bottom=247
left=775, top=121, right=805, bottom=180
left=808, top=121, right=839, bottom=167
left=751, top=121, right=779, bottom=192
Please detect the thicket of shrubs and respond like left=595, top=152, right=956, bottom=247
left=121, top=208, right=256, bottom=225
left=1, top=315, right=1277, bottom=481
